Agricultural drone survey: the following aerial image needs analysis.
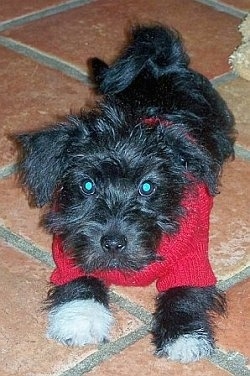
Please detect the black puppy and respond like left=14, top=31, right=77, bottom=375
left=17, top=25, right=235, bottom=363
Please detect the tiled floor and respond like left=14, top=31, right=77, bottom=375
left=0, top=0, right=249, bottom=375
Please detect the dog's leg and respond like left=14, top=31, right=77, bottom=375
left=152, top=286, right=226, bottom=363
left=45, top=277, right=113, bottom=346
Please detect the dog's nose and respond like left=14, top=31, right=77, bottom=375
left=101, top=235, right=127, bottom=252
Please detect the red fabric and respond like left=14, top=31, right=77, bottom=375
left=50, top=183, right=216, bottom=292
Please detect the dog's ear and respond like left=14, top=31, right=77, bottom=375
left=158, top=126, right=218, bottom=194
left=16, top=122, right=80, bottom=207
left=87, top=57, right=109, bottom=90
left=178, top=141, right=218, bottom=195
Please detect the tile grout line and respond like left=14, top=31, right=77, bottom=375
left=1, top=143, right=249, bottom=182
left=0, top=222, right=249, bottom=375
left=0, top=221, right=249, bottom=300
left=195, top=0, right=247, bottom=18
left=218, top=266, right=250, bottom=291
left=59, top=272, right=250, bottom=376
left=0, top=224, right=54, bottom=267
left=0, top=34, right=242, bottom=93
left=0, top=163, right=17, bottom=179
left=0, top=36, right=91, bottom=84
left=210, top=71, right=238, bottom=87
left=59, top=326, right=149, bottom=376
left=1, top=216, right=248, bottom=323
left=0, top=29, right=248, bottom=373
left=1, top=220, right=249, bottom=312
left=110, top=291, right=152, bottom=325
left=0, top=223, right=151, bottom=375
left=0, top=0, right=245, bottom=34
left=0, top=0, right=95, bottom=32
left=234, top=145, right=250, bottom=161
left=0, top=1, right=248, bottom=374
left=111, top=266, right=249, bottom=322
left=1, top=35, right=239, bottom=88
left=210, top=349, right=250, bottom=376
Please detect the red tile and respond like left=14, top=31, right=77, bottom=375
left=2, top=0, right=241, bottom=79
left=87, top=336, right=232, bottom=376
left=210, top=159, right=250, bottom=280
left=0, top=175, right=53, bottom=251
left=114, top=160, right=250, bottom=309
left=113, top=285, right=157, bottom=312
left=0, top=0, right=65, bottom=22
left=0, top=241, right=96, bottom=375
left=0, top=0, right=248, bottom=373
left=0, top=241, right=143, bottom=375
left=0, top=46, right=93, bottom=167
left=216, top=278, right=250, bottom=360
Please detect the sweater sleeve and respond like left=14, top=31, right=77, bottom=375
left=156, top=183, right=216, bottom=292
left=50, top=183, right=216, bottom=290
left=50, top=235, right=86, bottom=285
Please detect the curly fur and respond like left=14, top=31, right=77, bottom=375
left=17, top=24, right=235, bottom=362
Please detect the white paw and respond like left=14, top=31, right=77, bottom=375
left=160, top=332, right=213, bottom=363
left=47, top=299, right=114, bottom=346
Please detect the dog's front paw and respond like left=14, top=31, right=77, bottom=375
left=156, top=331, right=213, bottom=363
left=47, top=299, right=114, bottom=346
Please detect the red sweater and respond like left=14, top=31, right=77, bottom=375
left=50, top=183, right=216, bottom=292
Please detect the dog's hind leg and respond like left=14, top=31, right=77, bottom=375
left=45, top=277, right=113, bottom=346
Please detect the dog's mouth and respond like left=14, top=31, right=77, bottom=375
left=106, top=258, right=121, bottom=269
left=79, top=250, right=162, bottom=274
left=60, top=225, right=163, bottom=274
left=107, top=257, right=163, bottom=272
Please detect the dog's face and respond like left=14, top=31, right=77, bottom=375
left=18, top=102, right=215, bottom=273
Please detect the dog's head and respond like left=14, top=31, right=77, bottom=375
left=17, top=100, right=216, bottom=273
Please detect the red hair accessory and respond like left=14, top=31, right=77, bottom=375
left=143, top=117, right=173, bottom=127
left=143, top=116, right=196, bottom=143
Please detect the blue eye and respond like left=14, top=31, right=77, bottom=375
left=80, top=179, right=95, bottom=195
left=139, top=180, right=155, bottom=196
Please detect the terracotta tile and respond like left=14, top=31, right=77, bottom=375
left=0, top=175, right=52, bottom=251
left=110, top=304, right=142, bottom=340
left=210, top=159, right=250, bottom=280
left=217, top=78, right=250, bottom=150
left=113, top=285, right=157, bottom=312
left=2, top=162, right=247, bottom=305
left=113, top=160, right=249, bottom=309
left=0, top=241, right=96, bottom=376
left=221, top=0, right=250, bottom=11
left=2, top=0, right=241, bottom=79
left=0, top=241, right=143, bottom=376
left=0, top=46, right=93, bottom=167
left=0, top=174, right=160, bottom=314
left=87, top=336, right=232, bottom=376
left=216, top=279, right=250, bottom=360
left=0, top=0, right=64, bottom=22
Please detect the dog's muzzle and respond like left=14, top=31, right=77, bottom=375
left=100, top=234, right=127, bottom=253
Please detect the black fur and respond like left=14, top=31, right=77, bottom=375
left=45, top=276, right=109, bottom=309
left=152, top=286, right=226, bottom=357
left=17, top=24, right=235, bottom=362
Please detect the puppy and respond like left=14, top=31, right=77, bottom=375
left=17, top=25, right=235, bottom=363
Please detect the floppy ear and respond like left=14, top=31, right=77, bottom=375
left=158, top=125, right=218, bottom=195
left=17, top=122, right=80, bottom=207
left=177, top=141, right=218, bottom=195
left=87, top=57, right=109, bottom=91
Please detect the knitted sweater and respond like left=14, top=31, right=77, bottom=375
left=50, top=183, right=216, bottom=292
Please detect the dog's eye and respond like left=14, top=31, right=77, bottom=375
left=139, top=180, right=156, bottom=196
left=80, top=179, right=96, bottom=195
left=180, top=156, right=188, bottom=168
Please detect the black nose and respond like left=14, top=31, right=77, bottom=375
left=101, top=235, right=127, bottom=252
